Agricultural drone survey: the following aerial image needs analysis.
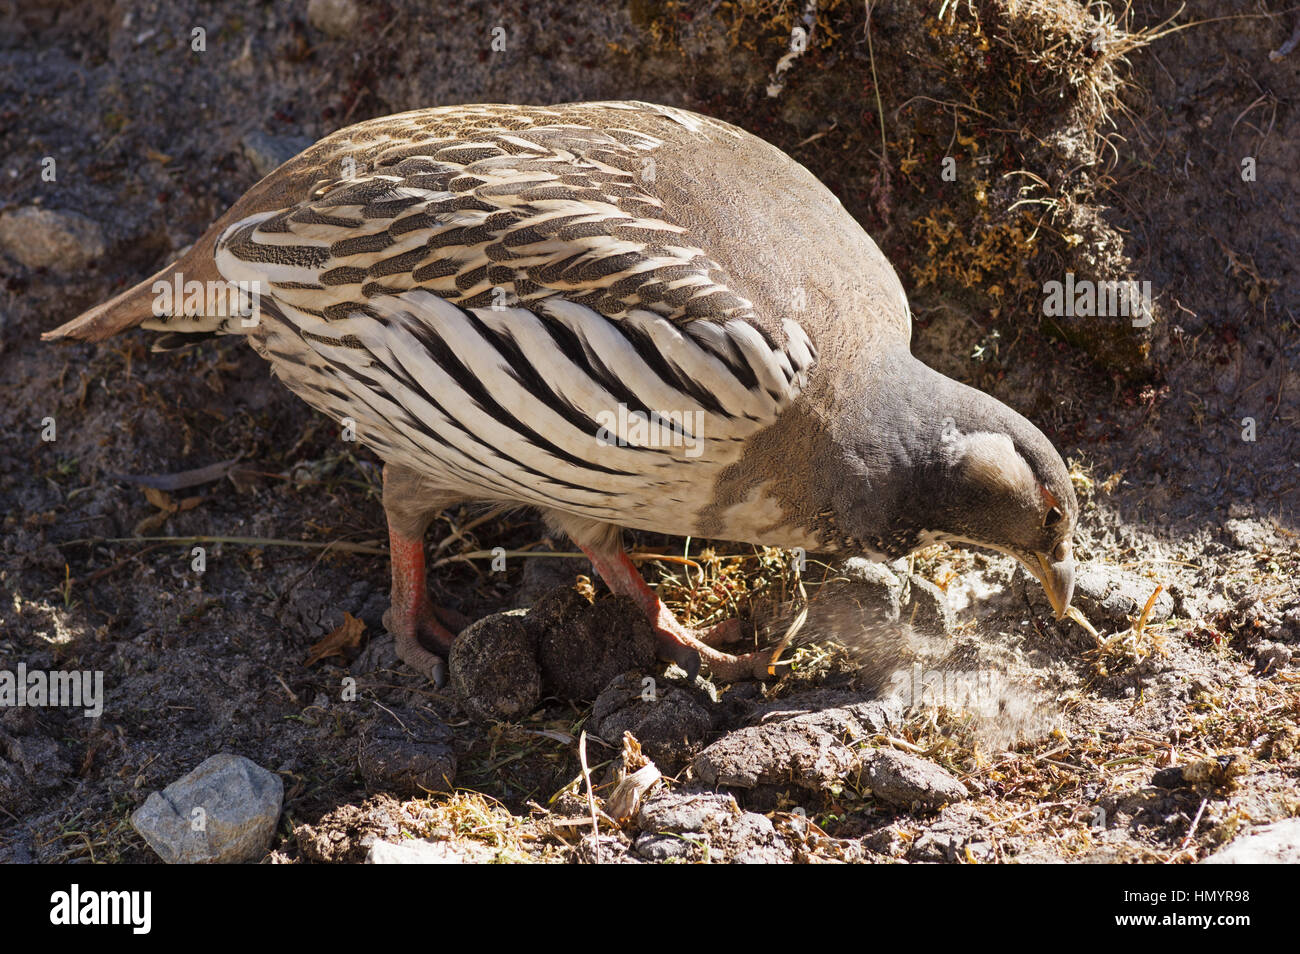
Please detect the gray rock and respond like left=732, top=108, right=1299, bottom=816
left=694, top=721, right=856, bottom=792
left=307, top=0, right=360, bottom=36
left=357, top=707, right=456, bottom=795
left=241, top=130, right=313, bottom=177
left=0, top=206, right=106, bottom=270
left=1202, top=819, right=1300, bottom=864
left=861, top=748, right=968, bottom=810
left=366, top=837, right=497, bottom=864
left=130, top=753, right=283, bottom=864
left=904, top=576, right=954, bottom=637
left=590, top=672, right=715, bottom=772
left=449, top=609, right=541, bottom=723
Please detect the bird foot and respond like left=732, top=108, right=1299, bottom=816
left=383, top=604, right=456, bottom=686
left=652, top=614, right=772, bottom=683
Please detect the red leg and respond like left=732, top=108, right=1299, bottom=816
left=383, top=521, right=457, bottom=684
left=578, top=543, right=772, bottom=682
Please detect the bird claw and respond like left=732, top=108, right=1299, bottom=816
left=656, top=640, right=701, bottom=680
left=384, top=604, right=455, bottom=686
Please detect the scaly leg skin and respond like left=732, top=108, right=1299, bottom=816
left=383, top=523, right=456, bottom=686
left=578, top=543, right=772, bottom=682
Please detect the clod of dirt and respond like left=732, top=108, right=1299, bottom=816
left=0, top=711, right=75, bottom=815
left=741, top=689, right=901, bottom=740
left=1022, top=564, right=1173, bottom=630
left=130, top=753, right=283, bottom=864
left=533, top=590, right=657, bottom=701
left=903, top=576, right=955, bottom=637
left=861, top=748, right=968, bottom=811
left=632, top=789, right=792, bottom=863
left=1253, top=641, right=1292, bottom=675
left=295, top=795, right=409, bottom=864
left=449, top=610, right=542, bottom=723
left=357, top=706, right=456, bottom=796
left=831, top=558, right=904, bottom=624
left=589, top=673, right=716, bottom=773
left=1151, top=754, right=1250, bottom=791
left=307, top=0, right=361, bottom=37
left=636, top=790, right=739, bottom=833
left=693, top=721, right=857, bottom=795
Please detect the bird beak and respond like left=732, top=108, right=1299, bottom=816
left=1028, top=551, right=1075, bottom=619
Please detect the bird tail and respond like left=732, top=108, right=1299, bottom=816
left=41, top=227, right=256, bottom=344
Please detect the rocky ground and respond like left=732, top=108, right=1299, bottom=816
left=0, top=0, right=1297, bottom=863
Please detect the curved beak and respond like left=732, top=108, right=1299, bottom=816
left=1028, top=551, right=1075, bottom=619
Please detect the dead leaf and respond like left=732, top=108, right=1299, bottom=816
left=142, top=486, right=176, bottom=512
left=305, top=612, right=366, bottom=667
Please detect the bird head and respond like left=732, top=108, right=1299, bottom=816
left=919, top=422, right=1078, bottom=619
left=824, top=361, right=1078, bottom=620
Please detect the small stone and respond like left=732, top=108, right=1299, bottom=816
left=357, top=707, right=456, bottom=796
left=0, top=207, right=106, bottom=271
left=590, top=673, right=715, bottom=772
left=903, top=576, right=954, bottom=637
left=241, top=130, right=313, bottom=177
left=130, top=754, right=283, bottom=864
left=1202, top=819, right=1300, bottom=864
left=861, top=748, right=968, bottom=810
left=694, top=721, right=856, bottom=793
left=366, top=838, right=498, bottom=864
left=534, top=592, right=656, bottom=701
left=307, top=0, right=360, bottom=37
left=449, top=610, right=541, bottom=723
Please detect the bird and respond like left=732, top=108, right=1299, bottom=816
left=44, top=100, right=1077, bottom=684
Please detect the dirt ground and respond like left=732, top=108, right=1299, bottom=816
left=0, top=0, right=1296, bottom=863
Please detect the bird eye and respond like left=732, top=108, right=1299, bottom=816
left=1044, top=507, right=1062, bottom=528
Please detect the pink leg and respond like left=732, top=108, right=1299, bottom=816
left=578, top=543, right=772, bottom=682
left=383, top=522, right=457, bottom=685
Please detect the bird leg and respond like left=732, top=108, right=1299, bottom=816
left=380, top=464, right=464, bottom=685
left=382, top=525, right=456, bottom=685
left=577, top=543, right=771, bottom=682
